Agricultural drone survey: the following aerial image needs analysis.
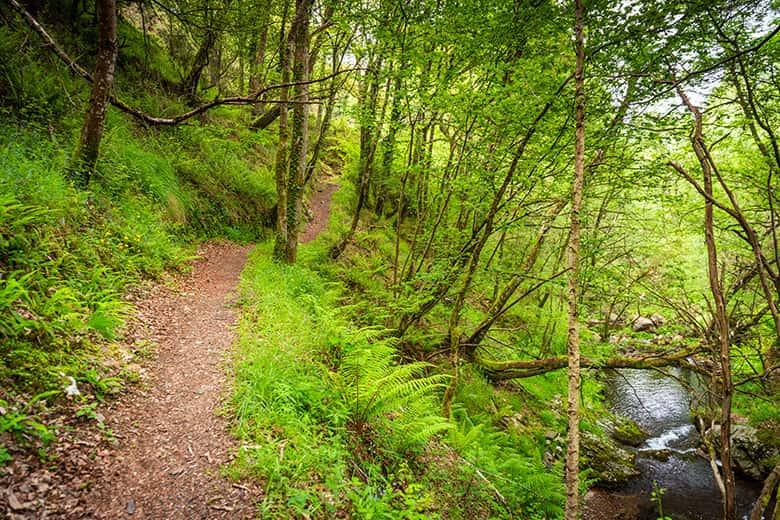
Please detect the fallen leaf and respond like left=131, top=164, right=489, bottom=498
left=7, top=491, right=26, bottom=511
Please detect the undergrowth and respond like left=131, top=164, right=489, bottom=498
left=0, top=15, right=275, bottom=459
left=230, top=242, right=565, bottom=518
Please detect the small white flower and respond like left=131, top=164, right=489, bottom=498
left=64, top=376, right=81, bottom=397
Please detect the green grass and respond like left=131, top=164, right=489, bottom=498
left=229, top=243, right=452, bottom=518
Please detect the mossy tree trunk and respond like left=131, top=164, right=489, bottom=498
left=273, top=0, right=292, bottom=261
left=280, top=0, right=312, bottom=264
left=67, top=0, right=117, bottom=188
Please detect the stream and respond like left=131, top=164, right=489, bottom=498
left=603, top=368, right=761, bottom=520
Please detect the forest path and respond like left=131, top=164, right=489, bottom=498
left=301, top=180, right=339, bottom=243
left=83, top=241, right=258, bottom=519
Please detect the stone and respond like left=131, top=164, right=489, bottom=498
left=632, top=316, right=656, bottom=333
left=609, top=415, right=648, bottom=447
left=581, top=431, right=640, bottom=487
left=641, top=448, right=673, bottom=461
left=650, top=313, right=665, bottom=327
left=709, top=424, right=779, bottom=480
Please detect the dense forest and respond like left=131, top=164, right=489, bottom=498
left=1, top=0, right=779, bottom=518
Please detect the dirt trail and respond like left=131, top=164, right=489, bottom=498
left=301, top=182, right=338, bottom=243
left=73, top=242, right=258, bottom=519
left=3, top=197, right=343, bottom=518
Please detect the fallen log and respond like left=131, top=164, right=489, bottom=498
left=476, top=346, right=705, bottom=380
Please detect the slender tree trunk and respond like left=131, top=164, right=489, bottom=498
left=707, top=148, right=737, bottom=520
left=249, top=16, right=269, bottom=114
left=701, top=136, right=737, bottom=520
left=68, top=0, right=117, bottom=187
left=283, top=0, right=313, bottom=263
left=376, top=74, right=403, bottom=216
left=674, top=84, right=737, bottom=519
left=273, top=3, right=292, bottom=261
left=305, top=37, right=348, bottom=185
left=182, top=28, right=216, bottom=103
left=331, top=56, right=382, bottom=259
left=565, top=1, right=586, bottom=518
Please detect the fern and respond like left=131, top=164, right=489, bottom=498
left=337, top=330, right=451, bottom=450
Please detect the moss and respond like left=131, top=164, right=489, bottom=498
left=610, top=414, right=648, bottom=447
left=581, top=430, right=640, bottom=487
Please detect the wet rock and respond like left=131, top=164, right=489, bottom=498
left=632, top=317, right=656, bottom=333
left=609, top=415, right=649, bottom=447
left=709, top=424, right=779, bottom=480
left=640, top=448, right=673, bottom=461
left=650, top=313, right=665, bottom=327
left=582, top=431, right=640, bottom=487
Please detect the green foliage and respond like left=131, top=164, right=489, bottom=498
left=0, top=444, right=12, bottom=467
left=650, top=481, right=672, bottom=520
left=0, top=399, right=55, bottom=447
left=231, top=244, right=455, bottom=518
left=0, top=16, right=275, bottom=429
left=339, top=332, right=451, bottom=448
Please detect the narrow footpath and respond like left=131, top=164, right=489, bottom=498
left=84, top=242, right=257, bottom=518
left=3, top=184, right=340, bottom=519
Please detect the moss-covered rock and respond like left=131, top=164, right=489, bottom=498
left=610, top=415, right=649, bottom=447
left=581, top=430, right=640, bottom=487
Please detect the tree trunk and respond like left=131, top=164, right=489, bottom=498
left=674, top=84, right=737, bottom=519
left=376, top=74, right=403, bottom=216
left=282, top=0, right=313, bottom=264
left=273, top=3, right=292, bottom=261
left=750, top=463, right=780, bottom=520
left=330, top=56, right=382, bottom=259
left=68, top=0, right=117, bottom=187
left=182, top=28, right=216, bottom=103
left=565, top=1, right=586, bottom=518
left=249, top=15, right=269, bottom=114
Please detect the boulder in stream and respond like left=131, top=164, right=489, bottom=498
left=581, top=430, right=641, bottom=487
left=708, top=424, right=779, bottom=480
left=608, top=415, right=649, bottom=447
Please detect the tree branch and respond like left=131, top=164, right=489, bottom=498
left=7, top=0, right=359, bottom=126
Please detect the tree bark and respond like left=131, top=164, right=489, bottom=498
left=273, top=2, right=292, bottom=261
left=674, top=84, right=736, bottom=519
left=282, top=0, right=313, bottom=263
left=249, top=16, right=270, bottom=114
left=67, top=0, right=117, bottom=187
left=182, top=27, right=217, bottom=104
left=565, top=1, right=586, bottom=518
left=478, top=345, right=703, bottom=380
left=750, top=463, right=780, bottom=520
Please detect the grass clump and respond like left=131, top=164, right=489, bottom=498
left=231, top=244, right=451, bottom=517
